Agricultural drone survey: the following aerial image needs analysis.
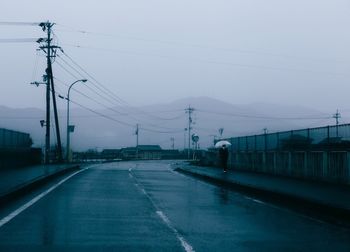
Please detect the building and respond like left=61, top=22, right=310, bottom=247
left=120, top=145, right=162, bottom=160
left=101, top=149, right=121, bottom=160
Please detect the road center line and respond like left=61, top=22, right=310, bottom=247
left=0, top=167, right=89, bottom=228
left=129, top=170, right=195, bottom=252
left=156, top=210, right=195, bottom=252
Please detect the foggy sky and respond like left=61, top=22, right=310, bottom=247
left=1, top=0, right=349, bottom=114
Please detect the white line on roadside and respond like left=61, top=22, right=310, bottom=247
left=0, top=167, right=89, bottom=228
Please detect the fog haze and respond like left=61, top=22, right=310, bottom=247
left=1, top=0, right=350, bottom=148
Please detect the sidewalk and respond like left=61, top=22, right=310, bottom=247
left=0, top=163, right=80, bottom=201
left=173, top=161, right=350, bottom=224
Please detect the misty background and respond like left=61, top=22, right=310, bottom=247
left=0, top=0, right=349, bottom=150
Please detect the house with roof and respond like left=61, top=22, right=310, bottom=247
left=101, top=149, right=121, bottom=160
left=120, top=145, right=163, bottom=160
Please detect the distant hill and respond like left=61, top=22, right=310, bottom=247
left=0, top=97, right=331, bottom=151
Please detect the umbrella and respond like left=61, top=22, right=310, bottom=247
left=215, top=140, right=232, bottom=148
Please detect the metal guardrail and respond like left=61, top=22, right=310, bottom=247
left=220, top=124, right=350, bottom=184
left=229, top=123, right=350, bottom=151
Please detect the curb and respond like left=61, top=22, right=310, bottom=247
left=0, top=165, right=80, bottom=204
left=174, top=166, right=350, bottom=227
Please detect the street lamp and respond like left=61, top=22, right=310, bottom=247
left=66, top=79, right=87, bottom=162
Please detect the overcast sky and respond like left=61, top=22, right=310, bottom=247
left=1, top=0, right=349, bottom=114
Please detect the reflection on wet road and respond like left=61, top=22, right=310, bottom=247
left=0, top=160, right=349, bottom=251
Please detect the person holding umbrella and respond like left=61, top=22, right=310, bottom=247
left=215, top=140, right=231, bottom=172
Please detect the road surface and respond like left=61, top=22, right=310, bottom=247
left=0, top=160, right=349, bottom=251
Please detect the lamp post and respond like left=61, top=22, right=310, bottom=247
left=66, top=79, right=87, bottom=162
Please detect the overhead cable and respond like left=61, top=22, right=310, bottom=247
left=0, top=22, right=40, bottom=26
left=196, top=109, right=332, bottom=120
left=0, top=38, right=38, bottom=43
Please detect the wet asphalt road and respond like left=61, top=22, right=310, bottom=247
left=0, top=160, right=350, bottom=251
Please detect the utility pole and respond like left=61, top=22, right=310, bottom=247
left=333, top=109, right=341, bottom=137
left=333, top=109, right=341, bottom=125
left=210, top=134, right=217, bottom=147
left=44, top=67, right=50, bottom=164
left=135, top=124, right=139, bottom=159
left=37, top=21, right=63, bottom=163
left=185, top=106, right=194, bottom=159
left=263, top=128, right=268, bottom=134
left=170, top=137, right=175, bottom=150
left=49, top=56, right=63, bottom=162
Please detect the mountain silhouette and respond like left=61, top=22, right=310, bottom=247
left=0, top=97, right=329, bottom=151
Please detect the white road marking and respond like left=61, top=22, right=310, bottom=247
left=244, top=196, right=265, bottom=205
left=251, top=199, right=265, bottom=204
left=129, top=170, right=195, bottom=252
left=156, top=211, right=195, bottom=252
left=0, top=167, right=89, bottom=228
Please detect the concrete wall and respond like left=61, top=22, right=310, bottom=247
left=0, top=148, right=42, bottom=169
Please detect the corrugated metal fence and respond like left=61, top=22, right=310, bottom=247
left=0, top=128, right=32, bottom=148
left=0, top=128, right=40, bottom=169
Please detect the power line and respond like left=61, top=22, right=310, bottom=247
left=54, top=63, right=182, bottom=128
left=53, top=40, right=214, bottom=128
left=68, top=99, right=134, bottom=127
left=0, top=21, right=40, bottom=26
left=56, top=76, right=185, bottom=122
left=0, top=38, right=38, bottom=43
left=55, top=76, right=183, bottom=131
left=54, top=77, right=126, bottom=115
left=54, top=60, right=126, bottom=114
left=31, top=51, right=41, bottom=83
left=52, top=79, right=184, bottom=133
left=56, top=56, right=132, bottom=112
left=0, top=116, right=43, bottom=120
left=55, top=24, right=348, bottom=64
left=61, top=43, right=349, bottom=78
left=60, top=52, right=127, bottom=105
left=69, top=98, right=183, bottom=133
left=196, top=109, right=331, bottom=120
left=57, top=49, right=188, bottom=121
left=57, top=53, right=164, bottom=124
left=139, top=126, right=183, bottom=134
